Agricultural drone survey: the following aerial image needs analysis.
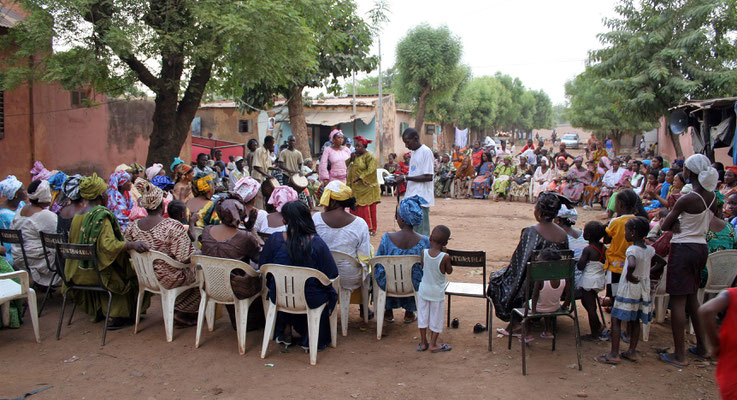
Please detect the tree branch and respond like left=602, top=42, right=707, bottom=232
left=176, top=59, right=214, bottom=124
left=83, top=0, right=162, bottom=92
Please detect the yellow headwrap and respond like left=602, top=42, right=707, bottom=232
left=79, top=173, right=107, bottom=200
left=319, top=180, right=353, bottom=206
left=192, top=175, right=213, bottom=196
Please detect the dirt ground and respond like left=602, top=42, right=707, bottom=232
left=1, top=198, right=719, bottom=400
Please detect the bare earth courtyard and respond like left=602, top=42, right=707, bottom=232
left=1, top=198, right=718, bottom=399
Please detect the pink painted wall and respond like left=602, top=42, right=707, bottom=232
left=656, top=116, right=733, bottom=166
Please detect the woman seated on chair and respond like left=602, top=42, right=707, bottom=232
left=374, top=195, right=430, bottom=323
left=260, top=200, right=338, bottom=351
left=10, top=180, right=59, bottom=290
left=200, top=194, right=263, bottom=330
left=312, top=181, right=372, bottom=317
left=255, top=186, right=298, bottom=234
left=487, top=191, right=569, bottom=337
left=64, top=174, right=149, bottom=330
left=123, top=180, right=199, bottom=327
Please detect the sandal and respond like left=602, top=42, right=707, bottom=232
left=659, top=353, right=688, bottom=368
left=620, top=351, right=638, bottom=362
left=540, top=332, right=555, bottom=339
left=596, top=353, right=620, bottom=365
left=416, top=343, right=428, bottom=352
left=688, top=345, right=709, bottom=359
left=431, top=344, right=452, bottom=353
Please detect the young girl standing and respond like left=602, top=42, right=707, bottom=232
left=598, top=217, right=661, bottom=364
left=417, top=225, right=453, bottom=353
left=577, top=221, right=607, bottom=339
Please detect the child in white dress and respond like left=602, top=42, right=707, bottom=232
left=598, top=217, right=665, bottom=364
left=417, top=225, right=453, bottom=353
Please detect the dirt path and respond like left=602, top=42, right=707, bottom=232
left=1, top=198, right=718, bottom=399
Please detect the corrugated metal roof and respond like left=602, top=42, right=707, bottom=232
left=670, top=97, right=737, bottom=112
left=0, top=7, right=23, bottom=28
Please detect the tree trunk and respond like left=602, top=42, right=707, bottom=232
left=414, top=87, right=431, bottom=133
left=287, top=85, right=312, bottom=159
left=669, top=131, right=684, bottom=159
left=146, top=89, right=183, bottom=169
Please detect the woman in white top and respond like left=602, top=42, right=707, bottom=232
left=257, top=186, right=298, bottom=234
left=10, top=180, right=59, bottom=288
left=312, top=181, right=371, bottom=291
left=660, top=154, right=719, bottom=367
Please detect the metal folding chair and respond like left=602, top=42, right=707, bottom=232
left=39, top=232, right=66, bottom=315
left=445, top=249, right=488, bottom=328
left=0, top=229, right=31, bottom=277
left=55, top=243, right=115, bottom=346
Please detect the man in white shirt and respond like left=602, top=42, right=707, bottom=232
left=396, top=128, right=434, bottom=236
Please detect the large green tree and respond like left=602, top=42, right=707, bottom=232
left=1, top=0, right=318, bottom=167
left=395, top=24, right=464, bottom=132
left=238, top=0, right=376, bottom=158
left=455, top=76, right=503, bottom=132
left=531, top=90, right=555, bottom=130
left=564, top=68, right=656, bottom=152
left=589, top=0, right=737, bottom=156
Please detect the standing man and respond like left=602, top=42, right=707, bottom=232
left=251, top=135, right=276, bottom=208
left=193, top=153, right=214, bottom=177
left=277, top=135, right=304, bottom=177
left=396, top=128, right=434, bottom=236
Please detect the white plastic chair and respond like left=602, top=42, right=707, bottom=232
left=191, top=255, right=261, bottom=355
left=370, top=255, right=421, bottom=340
left=377, top=168, right=394, bottom=196
left=259, top=264, right=338, bottom=365
left=330, top=250, right=371, bottom=336
left=699, top=250, right=737, bottom=304
left=0, top=270, right=40, bottom=342
left=129, top=250, right=199, bottom=342
left=643, top=265, right=669, bottom=342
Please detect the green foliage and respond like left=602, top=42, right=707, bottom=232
left=589, top=0, right=737, bottom=120
left=456, top=76, right=503, bottom=131
left=237, top=0, right=377, bottom=108
left=564, top=68, right=657, bottom=140
left=552, top=104, right=568, bottom=125
left=394, top=24, right=465, bottom=120
left=341, top=68, right=396, bottom=96
left=531, top=90, right=555, bottom=130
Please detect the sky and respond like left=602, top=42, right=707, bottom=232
left=349, top=0, right=619, bottom=105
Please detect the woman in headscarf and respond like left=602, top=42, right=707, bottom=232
left=471, top=152, right=495, bottom=199
left=30, top=161, right=53, bottom=182
left=318, top=129, right=352, bottom=184
left=346, top=136, right=381, bottom=235
left=187, top=174, right=219, bottom=227
left=434, top=153, right=455, bottom=198
left=257, top=186, right=298, bottom=234
left=57, top=174, right=85, bottom=236
left=124, top=179, right=199, bottom=327
left=488, top=192, right=569, bottom=335
left=65, top=173, right=150, bottom=329
left=559, top=156, right=590, bottom=203
left=313, top=181, right=372, bottom=318
left=173, top=163, right=194, bottom=202
left=659, top=154, right=719, bottom=367
left=47, top=171, right=68, bottom=213
left=509, top=155, right=534, bottom=202
left=530, top=157, right=554, bottom=202
left=116, top=164, right=143, bottom=203
left=200, top=193, right=263, bottom=331
left=0, top=175, right=27, bottom=265
left=396, top=152, right=411, bottom=194
left=452, top=156, right=475, bottom=199
left=260, top=200, right=338, bottom=350
left=232, top=176, right=266, bottom=234
left=106, top=170, right=135, bottom=231
left=588, top=142, right=607, bottom=165
left=491, top=155, right=516, bottom=201
left=10, top=180, right=59, bottom=288
left=145, top=163, right=165, bottom=181
left=373, top=195, right=430, bottom=323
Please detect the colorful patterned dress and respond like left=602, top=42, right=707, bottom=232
left=491, top=164, right=516, bottom=198
left=471, top=162, right=495, bottom=198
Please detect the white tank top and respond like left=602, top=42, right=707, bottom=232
left=671, top=191, right=714, bottom=244
left=418, top=250, right=448, bottom=302
left=536, top=280, right=566, bottom=313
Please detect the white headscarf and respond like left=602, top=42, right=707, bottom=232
left=684, top=154, right=718, bottom=191
left=28, top=180, right=52, bottom=203
left=145, top=163, right=164, bottom=181
left=0, top=175, right=23, bottom=200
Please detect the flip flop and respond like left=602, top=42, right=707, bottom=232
left=620, top=352, right=638, bottom=362
left=659, top=353, right=688, bottom=368
left=431, top=344, right=452, bottom=353
left=404, top=315, right=417, bottom=324
left=519, top=336, right=535, bottom=343
left=540, top=332, right=555, bottom=339
left=596, top=354, right=620, bottom=365
left=417, top=343, right=428, bottom=352
left=688, top=346, right=709, bottom=359
left=496, top=328, right=511, bottom=336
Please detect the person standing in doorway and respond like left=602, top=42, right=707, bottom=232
left=396, top=128, right=434, bottom=236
